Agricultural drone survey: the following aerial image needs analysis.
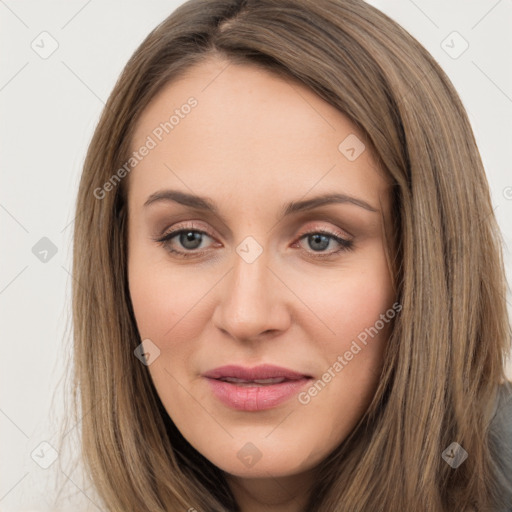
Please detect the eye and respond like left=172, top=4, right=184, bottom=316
left=152, top=223, right=355, bottom=259
left=152, top=223, right=216, bottom=258
left=295, top=229, right=354, bottom=257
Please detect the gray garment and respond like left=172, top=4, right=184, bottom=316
left=488, top=381, right=512, bottom=511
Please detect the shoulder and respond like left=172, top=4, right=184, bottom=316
left=490, top=381, right=512, bottom=442
left=488, top=381, right=512, bottom=510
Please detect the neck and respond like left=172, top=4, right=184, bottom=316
left=225, top=468, right=316, bottom=512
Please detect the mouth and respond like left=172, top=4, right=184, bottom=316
left=212, top=376, right=298, bottom=386
left=202, top=363, right=312, bottom=382
left=202, top=364, right=313, bottom=411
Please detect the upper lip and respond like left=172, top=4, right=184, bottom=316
left=202, top=364, right=312, bottom=381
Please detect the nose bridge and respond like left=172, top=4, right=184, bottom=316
left=214, top=243, right=287, bottom=340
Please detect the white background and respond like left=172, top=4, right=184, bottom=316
left=1, top=1, right=511, bottom=510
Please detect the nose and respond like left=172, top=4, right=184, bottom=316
left=212, top=247, right=291, bottom=342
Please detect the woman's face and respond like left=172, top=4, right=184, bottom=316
left=127, top=56, right=395, bottom=484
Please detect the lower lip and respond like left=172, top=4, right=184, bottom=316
left=204, top=377, right=312, bottom=411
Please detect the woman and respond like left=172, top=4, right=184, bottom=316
left=63, top=0, right=512, bottom=510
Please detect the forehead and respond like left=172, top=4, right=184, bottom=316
left=127, top=57, right=390, bottom=216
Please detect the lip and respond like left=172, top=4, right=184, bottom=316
left=202, top=364, right=313, bottom=411
left=202, top=364, right=311, bottom=381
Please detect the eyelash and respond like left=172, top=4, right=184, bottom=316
left=152, top=223, right=354, bottom=259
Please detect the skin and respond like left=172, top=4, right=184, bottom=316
left=127, top=55, right=395, bottom=512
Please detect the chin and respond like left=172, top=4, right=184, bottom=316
left=206, top=440, right=322, bottom=479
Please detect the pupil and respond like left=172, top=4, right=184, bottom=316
left=309, top=234, right=329, bottom=251
left=181, top=231, right=202, bottom=249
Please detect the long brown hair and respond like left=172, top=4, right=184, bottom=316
left=60, top=0, right=512, bottom=509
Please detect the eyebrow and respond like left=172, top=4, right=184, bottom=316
left=143, top=189, right=378, bottom=219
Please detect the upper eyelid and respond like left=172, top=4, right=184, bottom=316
left=151, top=201, right=366, bottom=237
left=159, top=222, right=214, bottom=239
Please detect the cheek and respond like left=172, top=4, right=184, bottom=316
left=300, top=240, right=394, bottom=353
left=127, top=251, right=217, bottom=399
left=127, top=247, right=210, bottom=342
left=296, top=243, right=395, bottom=422
left=331, top=269, right=393, bottom=345
left=128, top=269, right=176, bottom=340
